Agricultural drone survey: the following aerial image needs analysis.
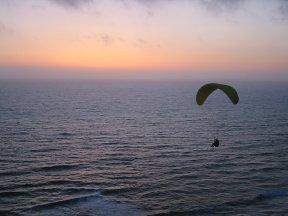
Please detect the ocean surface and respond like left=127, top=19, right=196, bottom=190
left=0, top=80, right=288, bottom=216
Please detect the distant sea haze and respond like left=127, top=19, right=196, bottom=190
left=1, top=81, right=288, bottom=215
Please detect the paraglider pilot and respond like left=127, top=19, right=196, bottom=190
left=196, top=83, right=239, bottom=148
left=211, top=138, right=219, bottom=147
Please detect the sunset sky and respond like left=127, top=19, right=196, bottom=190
left=1, top=0, right=288, bottom=80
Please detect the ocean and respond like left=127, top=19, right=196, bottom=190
left=0, top=80, right=288, bottom=216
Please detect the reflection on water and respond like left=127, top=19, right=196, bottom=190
left=0, top=81, right=288, bottom=215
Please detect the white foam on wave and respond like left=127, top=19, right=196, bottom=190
left=24, top=193, right=147, bottom=216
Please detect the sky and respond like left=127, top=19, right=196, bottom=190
left=1, top=0, right=288, bottom=80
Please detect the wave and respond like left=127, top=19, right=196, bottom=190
left=0, top=170, right=31, bottom=177
left=218, top=189, right=288, bottom=209
left=28, top=194, right=101, bottom=211
left=0, top=191, right=32, bottom=198
left=101, top=186, right=136, bottom=196
left=47, top=180, right=85, bottom=186
left=150, top=189, right=288, bottom=216
left=24, top=193, right=146, bottom=216
left=0, top=210, right=17, bottom=216
left=33, top=164, right=84, bottom=172
left=0, top=179, right=88, bottom=192
left=30, top=148, right=59, bottom=153
left=255, top=189, right=288, bottom=201
left=59, top=132, right=74, bottom=136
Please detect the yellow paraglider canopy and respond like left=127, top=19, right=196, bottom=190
left=196, top=83, right=239, bottom=105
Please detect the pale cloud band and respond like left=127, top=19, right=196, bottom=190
left=49, top=0, right=93, bottom=9
left=47, top=0, right=288, bottom=18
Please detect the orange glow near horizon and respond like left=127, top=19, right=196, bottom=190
left=2, top=43, right=288, bottom=73
left=1, top=40, right=204, bottom=70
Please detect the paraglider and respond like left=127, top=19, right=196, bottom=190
left=211, top=138, right=219, bottom=147
left=196, top=83, right=239, bottom=147
left=196, top=83, right=239, bottom=106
